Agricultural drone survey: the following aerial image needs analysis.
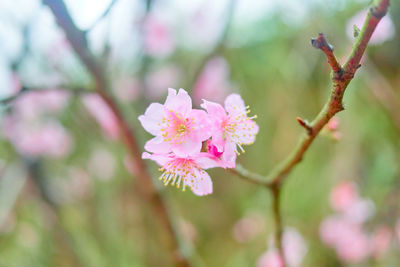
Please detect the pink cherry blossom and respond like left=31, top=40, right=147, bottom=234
left=145, top=64, right=182, bottom=100
left=14, top=90, right=70, bottom=120
left=193, top=57, right=232, bottom=104
left=346, top=9, right=395, bottom=45
left=371, top=225, right=392, bottom=259
left=4, top=118, right=73, bottom=158
left=82, top=94, right=119, bottom=140
left=257, top=250, right=284, bottom=267
left=143, top=16, right=175, bottom=57
left=232, top=212, right=265, bottom=243
left=330, top=181, right=358, bottom=212
left=282, top=227, right=308, bottom=267
left=139, top=88, right=211, bottom=157
left=142, top=152, right=220, bottom=196
left=201, top=94, right=259, bottom=166
left=87, top=149, right=116, bottom=181
left=396, top=219, right=400, bottom=245
left=320, top=215, right=371, bottom=263
left=114, top=77, right=140, bottom=103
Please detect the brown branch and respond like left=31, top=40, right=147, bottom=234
left=267, top=0, right=389, bottom=187
left=311, top=33, right=341, bottom=73
left=42, top=1, right=190, bottom=266
left=228, top=1, right=389, bottom=264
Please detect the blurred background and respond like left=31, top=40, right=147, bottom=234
left=0, top=0, right=399, bottom=266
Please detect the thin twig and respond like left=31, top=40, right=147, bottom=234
left=311, top=33, right=341, bottom=73
left=85, top=0, right=118, bottom=33
left=42, top=1, right=190, bottom=266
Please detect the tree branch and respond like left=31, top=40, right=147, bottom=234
left=311, top=33, right=341, bottom=73
left=267, top=0, right=390, bottom=187
left=229, top=1, right=389, bottom=264
left=42, top=1, right=190, bottom=266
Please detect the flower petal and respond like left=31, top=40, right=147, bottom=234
left=172, top=137, right=202, bottom=157
left=201, top=100, right=226, bottom=119
left=142, top=152, right=172, bottom=166
left=138, top=103, right=165, bottom=136
left=221, top=142, right=236, bottom=168
left=144, top=136, right=172, bottom=154
left=224, top=93, right=246, bottom=116
left=195, top=152, right=221, bottom=169
left=164, top=88, right=192, bottom=116
left=189, top=109, right=212, bottom=141
left=188, top=168, right=213, bottom=196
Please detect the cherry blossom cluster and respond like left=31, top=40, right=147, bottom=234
left=320, top=181, right=398, bottom=263
left=138, top=88, right=258, bottom=196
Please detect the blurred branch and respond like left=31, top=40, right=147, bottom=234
left=0, top=86, right=92, bottom=106
left=85, top=0, right=118, bottom=33
left=24, top=158, right=83, bottom=266
left=186, top=0, right=237, bottom=89
left=229, top=164, right=269, bottom=188
left=42, top=0, right=190, bottom=266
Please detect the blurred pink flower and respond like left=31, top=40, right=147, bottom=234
left=342, top=198, right=375, bottom=224
left=145, top=65, right=182, bottom=100
left=4, top=118, right=73, bottom=158
left=371, top=225, right=392, bottom=259
left=193, top=57, right=232, bottom=104
left=258, top=227, right=307, bottom=267
left=82, top=94, right=119, bottom=140
left=232, top=212, right=264, bottom=243
left=139, top=88, right=211, bottom=157
left=346, top=10, right=395, bottom=45
left=320, top=215, right=371, bottom=263
left=330, top=181, right=358, bottom=212
left=327, top=117, right=339, bottom=132
left=179, top=219, right=197, bottom=243
left=67, top=167, right=92, bottom=199
left=14, top=90, right=70, bottom=120
left=282, top=227, right=308, bottom=267
left=143, top=16, right=175, bottom=57
left=114, top=77, right=141, bottom=103
left=87, top=149, right=116, bottom=181
left=142, top=152, right=220, bottom=196
left=257, top=250, right=284, bottom=267
left=396, top=219, right=400, bottom=245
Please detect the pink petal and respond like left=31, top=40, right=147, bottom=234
left=142, top=152, right=172, bottom=166
left=195, top=152, right=221, bottom=169
left=188, top=168, right=213, bottom=196
left=144, top=136, right=172, bottom=154
left=189, top=109, right=212, bottom=141
left=138, top=103, right=165, bottom=136
left=164, top=88, right=192, bottom=116
left=201, top=100, right=227, bottom=120
left=172, top=137, right=202, bottom=157
left=221, top=142, right=237, bottom=168
left=224, top=93, right=246, bottom=115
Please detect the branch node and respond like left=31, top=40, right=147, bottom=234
left=311, top=33, right=342, bottom=73
left=296, top=117, right=313, bottom=135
